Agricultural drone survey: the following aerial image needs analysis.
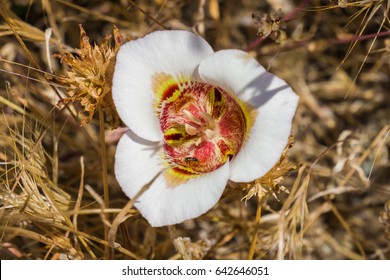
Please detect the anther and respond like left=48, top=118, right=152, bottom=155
left=185, top=123, right=198, bottom=135
left=205, top=129, right=215, bottom=140
left=183, top=109, right=202, bottom=125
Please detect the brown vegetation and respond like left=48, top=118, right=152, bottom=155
left=0, top=0, right=389, bottom=260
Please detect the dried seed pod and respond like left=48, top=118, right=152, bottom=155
left=252, top=8, right=287, bottom=43
left=55, top=25, right=123, bottom=128
left=380, top=200, right=390, bottom=241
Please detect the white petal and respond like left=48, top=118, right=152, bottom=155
left=198, top=49, right=290, bottom=106
left=198, top=49, right=299, bottom=182
left=115, top=130, right=163, bottom=202
left=136, top=162, right=230, bottom=227
left=229, top=87, right=298, bottom=182
left=113, top=30, right=214, bottom=141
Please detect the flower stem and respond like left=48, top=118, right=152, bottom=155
left=248, top=200, right=262, bottom=260
left=98, top=105, right=110, bottom=260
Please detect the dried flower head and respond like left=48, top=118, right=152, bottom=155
left=242, top=136, right=296, bottom=202
left=252, top=8, right=287, bottom=43
left=173, top=237, right=210, bottom=260
left=55, top=25, right=123, bottom=128
left=380, top=200, right=390, bottom=241
left=113, top=30, right=298, bottom=227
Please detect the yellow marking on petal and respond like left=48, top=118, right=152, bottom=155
left=206, top=87, right=215, bottom=113
left=238, top=99, right=257, bottom=139
left=163, top=166, right=199, bottom=188
left=164, top=126, right=187, bottom=146
left=152, top=73, right=178, bottom=107
left=151, top=73, right=190, bottom=109
left=207, top=87, right=225, bottom=119
left=165, top=89, right=181, bottom=103
left=216, top=139, right=234, bottom=163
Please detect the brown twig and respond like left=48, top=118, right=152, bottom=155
left=248, top=201, right=262, bottom=260
left=98, top=106, right=110, bottom=259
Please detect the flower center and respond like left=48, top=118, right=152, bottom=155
left=155, top=78, right=248, bottom=178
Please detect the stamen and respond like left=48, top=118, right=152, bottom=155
left=185, top=123, right=198, bottom=136
left=205, top=129, right=215, bottom=140
left=183, top=109, right=202, bottom=125
left=199, top=111, right=213, bottom=123
left=195, top=138, right=202, bottom=146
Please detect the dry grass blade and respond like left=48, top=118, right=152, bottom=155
left=0, top=118, right=78, bottom=259
left=54, top=0, right=132, bottom=28
left=277, top=164, right=309, bottom=260
left=108, top=172, right=161, bottom=258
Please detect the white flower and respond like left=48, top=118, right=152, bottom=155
left=112, top=30, right=298, bottom=227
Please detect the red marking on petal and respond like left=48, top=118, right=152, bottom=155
left=218, top=109, right=246, bottom=140
left=217, top=140, right=230, bottom=156
left=194, top=141, right=216, bottom=163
